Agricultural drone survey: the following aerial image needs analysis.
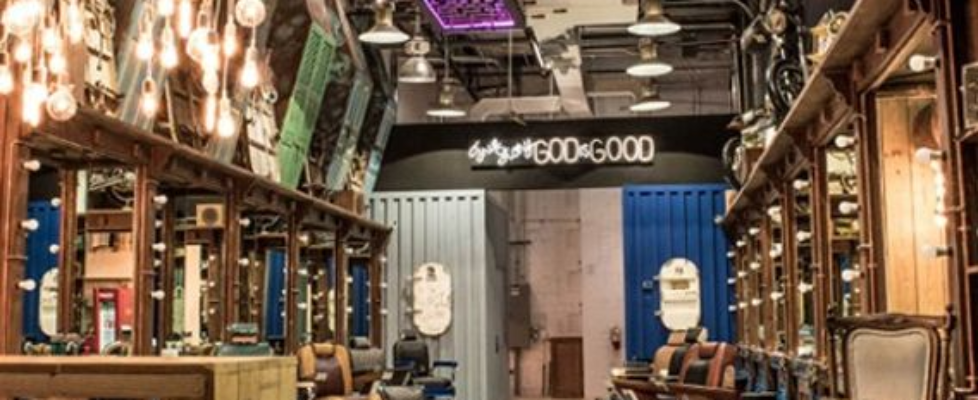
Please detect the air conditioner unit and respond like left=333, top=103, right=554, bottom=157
left=195, top=204, right=225, bottom=228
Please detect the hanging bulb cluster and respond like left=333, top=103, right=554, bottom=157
left=133, top=0, right=268, bottom=134
left=0, top=0, right=86, bottom=126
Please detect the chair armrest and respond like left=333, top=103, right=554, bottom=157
left=432, top=360, right=459, bottom=369
left=668, top=383, right=739, bottom=400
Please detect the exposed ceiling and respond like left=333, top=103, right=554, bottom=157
left=357, top=0, right=746, bottom=123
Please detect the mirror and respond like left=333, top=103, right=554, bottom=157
left=823, top=128, right=863, bottom=317
left=767, top=196, right=787, bottom=352
left=790, top=170, right=816, bottom=357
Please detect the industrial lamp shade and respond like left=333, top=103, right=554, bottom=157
left=359, top=1, right=409, bottom=45
left=427, top=81, right=466, bottom=118
left=630, top=82, right=671, bottom=113
left=626, top=39, right=673, bottom=78
left=628, top=0, right=681, bottom=37
left=399, top=37, right=436, bottom=83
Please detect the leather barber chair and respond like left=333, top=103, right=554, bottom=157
left=392, top=331, right=457, bottom=399
left=216, top=323, right=273, bottom=356
left=668, top=342, right=738, bottom=400
left=297, top=343, right=379, bottom=400
left=349, top=337, right=386, bottom=393
left=611, top=328, right=708, bottom=400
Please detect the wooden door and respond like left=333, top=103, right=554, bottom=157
left=549, top=337, right=584, bottom=398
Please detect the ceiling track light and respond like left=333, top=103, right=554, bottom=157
left=359, top=0, right=409, bottom=45
left=630, top=80, right=671, bottom=113
left=626, top=38, right=673, bottom=78
left=629, top=0, right=681, bottom=37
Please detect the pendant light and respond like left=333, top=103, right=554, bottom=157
left=630, top=81, right=671, bottom=113
left=359, top=0, right=409, bottom=45
left=629, top=0, right=681, bottom=37
left=627, top=38, right=672, bottom=78
left=427, top=43, right=466, bottom=118
left=398, top=16, right=436, bottom=84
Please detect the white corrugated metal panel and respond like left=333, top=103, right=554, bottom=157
left=369, top=190, right=509, bottom=400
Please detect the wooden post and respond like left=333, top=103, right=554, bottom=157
left=312, top=247, right=331, bottom=342
left=285, top=207, right=301, bottom=353
left=334, top=224, right=350, bottom=345
left=131, top=164, right=158, bottom=355
left=223, top=185, right=241, bottom=331
left=57, top=168, right=79, bottom=335
left=0, top=142, right=30, bottom=354
left=368, top=232, right=389, bottom=347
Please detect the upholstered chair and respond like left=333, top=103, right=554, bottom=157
left=827, top=312, right=953, bottom=400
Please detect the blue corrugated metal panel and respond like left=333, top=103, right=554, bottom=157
left=623, top=184, right=733, bottom=361
left=264, top=250, right=286, bottom=339
left=369, top=190, right=509, bottom=400
left=23, top=201, right=61, bottom=342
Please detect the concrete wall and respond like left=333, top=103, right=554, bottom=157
left=500, top=189, right=625, bottom=400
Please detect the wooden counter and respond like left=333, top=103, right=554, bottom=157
left=0, top=356, right=296, bottom=400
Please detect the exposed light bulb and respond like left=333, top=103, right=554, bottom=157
left=50, top=197, right=61, bottom=207
left=841, top=269, right=861, bottom=283
left=187, top=25, right=212, bottom=65
left=834, top=135, right=856, bottom=148
left=0, top=63, right=14, bottom=95
left=13, top=41, right=32, bottom=63
left=178, top=0, right=194, bottom=38
left=140, top=77, right=159, bottom=117
left=66, top=0, right=84, bottom=44
left=22, top=159, right=41, bottom=171
left=223, top=21, right=238, bottom=58
left=748, top=227, right=761, bottom=236
left=157, top=0, right=176, bottom=17
left=137, top=32, right=155, bottom=61
left=23, top=82, right=47, bottom=127
left=49, top=52, right=67, bottom=75
left=18, top=279, right=37, bottom=292
left=151, top=290, right=166, bottom=300
left=935, top=213, right=949, bottom=228
left=908, top=54, right=937, bottom=72
left=2, top=0, right=43, bottom=37
left=49, top=244, right=60, bottom=254
left=793, top=179, right=810, bottom=191
left=217, top=96, right=235, bottom=138
left=235, top=0, right=267, bottom=28
left=202, top=70, right=220, bottom=94
left=749, top=261, right=761, bottom=271
left=838, top=201, right=860, bottom=215
left=160, top=26, right=179, bottom=69
left=41, top=27, right=61, bottom=54
left=46, top=85, right=77, bottom=122
left=203, top=94, right=217, bottom=132
left=240, top=47, right=260, bottom=89
left=20, top=218, right=39, bottom=231
left=796, top=230, right=812, bottom=242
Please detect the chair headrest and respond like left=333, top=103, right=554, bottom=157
left=350, top=337, right=371, bottom=349
left=402, top=329, right=419, bottom=341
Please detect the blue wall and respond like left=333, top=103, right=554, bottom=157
left=23, top=201, right=61, bottom=342
left=623, top=185, right=734, bottom=361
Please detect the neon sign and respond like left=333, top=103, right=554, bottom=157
left=468, top=135, right=656, bottom=167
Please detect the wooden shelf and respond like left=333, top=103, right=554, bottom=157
left=722, top=0, right=922, bottom=225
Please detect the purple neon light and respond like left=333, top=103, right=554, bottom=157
left=421, top=0, right=519, bottom=31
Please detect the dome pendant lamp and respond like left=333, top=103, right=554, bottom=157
left=359, top=0, right=409, bottom=45
left=628, top=0, right=681, bottom=37
left=627, top=38, right=673, bottom=78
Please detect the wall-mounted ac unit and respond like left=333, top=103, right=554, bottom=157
left=195, top=204, right=225, bottom=228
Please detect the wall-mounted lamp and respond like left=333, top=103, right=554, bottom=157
left=22, top=159, right=41, bottom=172
left=834, top=135, right=856, bottom=149
left=17, top=279, right=36, bottom=292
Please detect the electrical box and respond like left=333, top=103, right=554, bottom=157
left=506, top=284, right=532, bottom=348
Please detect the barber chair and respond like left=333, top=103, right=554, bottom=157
left=610, top=328, right=708, bottom=400
left=392, top=331, right=457, bottom=399
left=827, top=312, right=953, bottom=400
left=297, top=343, right=381, bottom=400
left=215, top=323, right=273, bottom=356
left=668, top=342, right=739, bottom=400
left=349, top=337, right=386, bottom=393
left=102, top=326, right=134, bottom=356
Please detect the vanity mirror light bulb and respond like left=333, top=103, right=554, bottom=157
left=151, top=290, right=166, bottom=300
left=751, top=298, right=763, bottom=307
left=48, top=244, right=60, bottom=254
left=834, top=135, right=856, bottom=148
left=838, top=201, right=860, bottom=215
left=749, top=261, right=761, bottom=271
left=713, top=215, right=724, bottom=225
left=209, top=308, right=217, bottom=315
left=735, top=240, right=747, bottom=248
left=798, top=282, right=814, bottom=293
left=22, top=159, right=41, bottom=172
left=50, top=197, right=62, bottom=207
left=153, top=259, right=163, bottom=267
left=728, top=305, right=738, bottom=313
left=796, top=231, right=812, bottom=242
left=727, top=278, right=737, bottom=285
left=914, top=147, right=945, bottom=165
left=381, top=309, right=389, bottom=316
left=344, top=247, right=354, bottom=255
left=767, top=206, right=782, bottom=219
left=726, top=251, right=736, bottom=259
left=298, top=302, right=308, bottom=310
left=20, top=219, right=39, bottom=232
left=922, top=244, right=952, bottom=258
left=207, top=281, right=216, bottom=288
left=17, top=279, right=36, bottom=291
left=238, top=217, right=251, bottom=227
left=749, top=227, right=761, bottom=236
left=841, top=269, right=861, bottom=283
left=770, top=291, right=784, bottom=301
left=346, top=306, right=354, bottom=313
left=738, top=302, right=747, bottom=310
left=153, top=195, right=168, bottom=206
left=769, top=244, right=783, bottom=259
left=238, top=258, right=250, bottom=267
left=793, top=179, right=810, bottom=191
left=298, top=269, right=309, bottom=276
left=152, top=242, right=167, bottom=252
left=155, top=220, right=164, bottom=229
left=737, top=271, right=748, bottom=278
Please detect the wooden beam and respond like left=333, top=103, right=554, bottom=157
left=158, top=201, right=176, bottom=342
left=131, top=165, right=158, bottom=355
left=57, top=168, right=79, bottom=334
left=368, top=232, right=390, bottom=347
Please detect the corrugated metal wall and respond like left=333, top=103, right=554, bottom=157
left=23, top=201, right=61, bottom=342
left=623, top=185, right=734, bottom=360
left=369, top=191, right=509, bottom=400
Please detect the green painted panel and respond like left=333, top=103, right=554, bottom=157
left=277, top=23, right=338, bottom=189
left=325, top=72, right=374, bottom=190
left=364, top=101, right=397, bottom=194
